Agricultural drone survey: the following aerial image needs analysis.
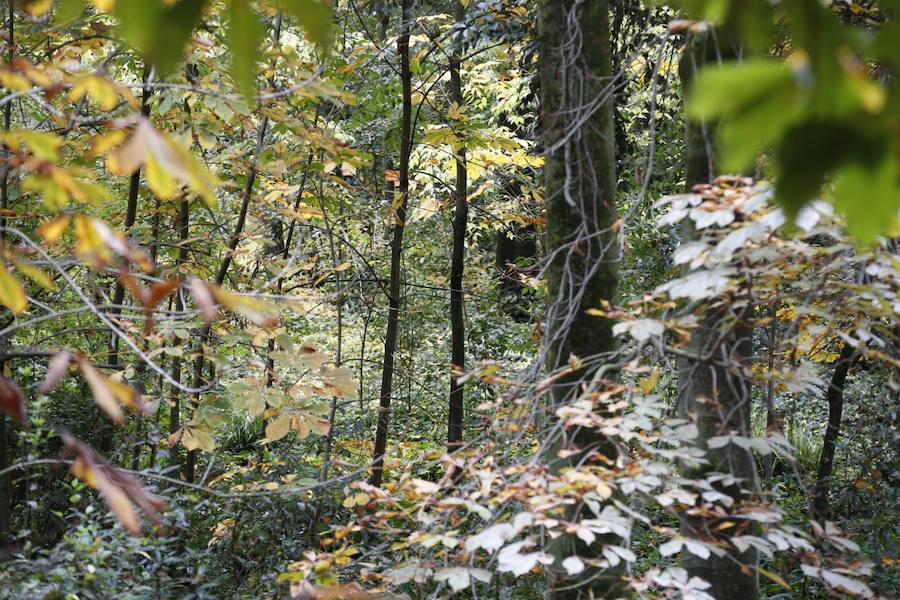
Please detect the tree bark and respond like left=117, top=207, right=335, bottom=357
left=675, top=30, right=759, bottom=599
left=370, top=0, right=412, bottom=487
left=812, top=342, right=856, bottom=521
left=447, top=0, right=467, bottom=451
left=539, top=0, right=621, bottom=596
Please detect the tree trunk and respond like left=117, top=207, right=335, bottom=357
left=812, top=342, right=856, bottom=521
left=168, top=196, right=190, bottom=468
left=370, top=0, right=412, bottom=487
left=0, top=0, right=13, bottom=545
left=494, top=173, right=536, bottom=301
left=447, top=0, right=467, bottom=451
left=109, top=64, right=151, bottom=367
left=0, top=406, right=8, bottom=544
left=539, top=0, right=621, bottom=596
left=676, top=30, right=759, bottom=598
left=676, top=320, right=758, bottom=598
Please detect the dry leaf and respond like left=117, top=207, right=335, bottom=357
left=0, top=376, right=27, bottom=424
left=62, top=432, right=165, bottom=536
left=37, top=350, right=73, bottom=395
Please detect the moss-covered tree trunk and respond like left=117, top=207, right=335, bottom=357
left=539, top=0, right=621, bottom=597
left=676, top=31, right=759, bottom=599
left=540, top=0, right=618, bottom=396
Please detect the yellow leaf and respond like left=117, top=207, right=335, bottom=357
left=106, top=120, right=218, bottom=205
left=448, top=101, right=466, bottom=121
left=638, top=368, right=660, bottom=395
left=265, top=416, right=291, bottom=443
left=79, top=358, right=145, bottom=425
left=79, top=360, right=125, bottom=425
left=74, top=214, right=112, bottom=267
left=182, top=426, right=216, bottom=452
left=321, top=366, right=357, bottom=399
left=69, top=74, right=119, bottom=111
left=23, top=0, right=53, bottom=17
left=13, top=262, right=55, bottom=291
left=89, top=130, right=128, bottom=157
left=757, top=566, right=792, bottom=591
left=50, top=167, right=86, bottom=203
left=144, top=153, right=177, bottom=199
left=0, top=263, right=27, bottom=314
left=0, top=71, right=32, bottom=92
left=210, top=286, right=279, bottom=327
left=11, top=129, right=62, bottom=161
left=36, top=215, right=71, bottom=243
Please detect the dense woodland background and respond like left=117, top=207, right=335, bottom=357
left=0, top=0, right=897, bottom=598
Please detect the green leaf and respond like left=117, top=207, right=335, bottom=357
left=688, top=60, right=803, bottom=172
left=114, top=1, right=163, bottom=60
left=833, top=155, right=900, bottom=243
left=277, top=0, right=333, bottom=49
left=115, top=0, right=206, bottom=75
left=56, top=0, right=86, bottom=22
left=229, top=0, right=263, bottom=97
left=687, top=60, right=794, bottom=121
left=774, top=119, right=886, bottom=220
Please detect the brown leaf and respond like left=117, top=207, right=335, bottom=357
left=62, top=432, right=165, bottom=536
left=119, top=274, right=178, bottom=334
left=264, top=416, right=291, bottom=443
left=77, top=358, right=148, bottom=425
left=147, top=278, right=178, bottom=308
left=106, top=121, right=150, bottom=176
left=117, top=270, right=145, bottom=303
left=0, top=376, right=27, bottom=424
left=144, top=278, right=178, bottom=334
left=189, top=277, right=218, bottom=325
left=37, top=349, right=73, bottom=395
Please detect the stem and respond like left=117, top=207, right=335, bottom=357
left=370, top=0, right=412, bottom=487
left=447, top=0, right=467, bottom=451
left=812, top=343, right=857, bottom=521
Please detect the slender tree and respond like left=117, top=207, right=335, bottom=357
left=446, top=0, right=467, bottom=450
left=0, top=0, right=14, bottom=544
left=370, top=0, right=413, bottom=487
left=813, top=342, right=857, bottom=520
left=168, top=194, right=190, bottom=464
